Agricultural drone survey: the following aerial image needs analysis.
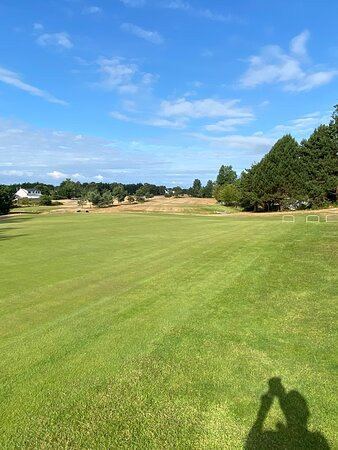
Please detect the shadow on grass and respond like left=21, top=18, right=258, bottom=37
left=245, top=377, right=330, bottom=449
left=0, top=215, right=33, bottom=241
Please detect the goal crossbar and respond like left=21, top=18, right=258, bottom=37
left=306, top=214, right=320, bottom=223
left=282, top=215, right=295, bottom=223
left=325, top=214, right=338, bottom=223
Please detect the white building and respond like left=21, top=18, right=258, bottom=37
left=15, top=188, right=42, bottom=200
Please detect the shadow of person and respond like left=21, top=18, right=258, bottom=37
left=245, top=377, right=330, bottom=449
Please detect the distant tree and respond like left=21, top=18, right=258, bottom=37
left=0, top=186, right=13, bottom=215
left=58, top=179, right=81, bottom=199
left=112, top=185, right=127, bottom=203
left=214, top=184, right=240, bottom=206
left=216, top=165, right=237, bottom=186
left=172, top=186, right=183, bottom=197
left=86, top=190, right=102, bottom=207
left=135, top=188, right=146, bottom=203
left=39, top=195, right=52, bottom=206
left=127, top=195, right=135, bottom=204
left=77, top=196, right=87, bottom=208
left=203, top=180, right=214, bottom=198
left=191, top=179, right=202, bottom=197
left=100, top=191, right=113, bottom=207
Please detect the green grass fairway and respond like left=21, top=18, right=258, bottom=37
left=0, top=213, right=337, bottom=449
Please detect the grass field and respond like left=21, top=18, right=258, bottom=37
left=0, top=213, right=337, bottom=448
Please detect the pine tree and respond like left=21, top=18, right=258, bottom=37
left=216, top=165, right=237, bottom=186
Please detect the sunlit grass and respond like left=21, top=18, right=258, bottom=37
left=0, top=213, right=336, bottom=448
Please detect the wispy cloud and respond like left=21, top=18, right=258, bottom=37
left=119, top=0, right=236, bottom=22
left=0, top=67, right=68, bottom=105
left=33, top=23, right=44, bottom=31
left=121, top=23, right=163, bottom=44
left=271, top=111, right=331, bottom=136
left=159, top=98, right=253, bottom=119
left=161, top=1, right=234, bottom=22
left=82, top=5, right=103, bottom=14
left=119, top=0, right=145, bottom=6
left=290, top=30, right=310, bottom=58
left=239, top=31, right=337, bottom=92
left=188, top=132, right=275, bottom=152
left=110, top=97, right=253, bottom=131
left=37, top=32, right=73, bottom=49
left=205, top=117, right=254, bottom=132
left=93, top=56, right=157, bottom=94
left=109, top=111, right=187, bottom=129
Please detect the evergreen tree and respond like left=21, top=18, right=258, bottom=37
left=0, top=186, right=13, bottom=215
left=300, top=124, right=338, bottom=205
left=216, top=165, right=237, bottom=186
left=191, top=179, right=202, bottom=197
left=203, top=180, right=214, bottom=198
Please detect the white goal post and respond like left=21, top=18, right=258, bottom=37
left=282, top=215, right=295, bottom=223
left=325, top=214, right=338, bottom=223
left=306, top=214, right=320, bottom=223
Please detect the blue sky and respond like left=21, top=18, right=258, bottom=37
left=0, top=0, right=337, bottom=186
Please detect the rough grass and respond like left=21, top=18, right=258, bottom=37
left=0, top=213, right=337, bottom=449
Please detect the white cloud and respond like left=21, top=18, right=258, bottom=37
left=205, top=117, right=254, bottom=132
left=163, top=1, right=233, bottom=22
left=272, top=111, right=330, bottom=135
left=110, top=111, right=130, bottom=121
left=37, top=32, right=73, bottom=49
left=82, top=6, right=103, bottom=14
left=290, top=30, right=309, bottom=58
left=94, top=174, right=104, bottom=181
left=109, top=111, right=187, bottom=129
left=47, top=170, right=67, bottom=179
left=0, top=66, right=68, bottom=105
left=94, top=57, right=138, bottom=93
left=94, top=57, right=157, bottom=94
left=119, top=0, right=145, bottom=5
left=239, top=31, right=337, bottom=92
left=121, top=23, right=163, bottom=44
left=33, top=23, right=44, bottom=31
left=189, top=132, right=275, bottom=152
left=285, top=71, right=337, bottom=92
left=159, top=98, right=254, bottom=119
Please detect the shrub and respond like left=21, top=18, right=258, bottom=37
left=39, top=195, right=52, bottom=206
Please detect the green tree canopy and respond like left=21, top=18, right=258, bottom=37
left=203, top=180, right=214, bottom=198
left=216, top=165, right=237, bottom=186
left=191, top=179, right=202, bottom=197
left=0, top=186, right=13, bottom=215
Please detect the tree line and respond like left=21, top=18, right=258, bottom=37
left=0, top=105, right=337, bottom=214
left=189, top=105, right=338, bottom=211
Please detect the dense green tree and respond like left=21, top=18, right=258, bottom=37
left=214, top=184, right=240, bottom=206
left=135, top=188, right=146, bottom=203
left=203, top=180, right=214, bottom=198
left=86, top=190, right=102, bottom=206
left=300, top=124, right=338, bottom=206
left=191, top=179, right=202, bottom=197
left=58, top=179, right=81, bottom=199
left=216, top=165, right=237, bottom=186
left=172, top=186, right=184, bottom=197
left=39, top=195, right=52, bottom=206
left=100, top=191, right=113, bottom=207
left=112, top=185, right=127, bottom=202
left=0, top=186, right=13, bottom=215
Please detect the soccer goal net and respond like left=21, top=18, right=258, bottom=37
left=282, top=215, right=295, bottom=223
left=306, top=214, right=320, bottom=223
left=325, top=214, right=338, bottom=223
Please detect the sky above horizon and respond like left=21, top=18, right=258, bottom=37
left=0, top=0, right=337, bottom=187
